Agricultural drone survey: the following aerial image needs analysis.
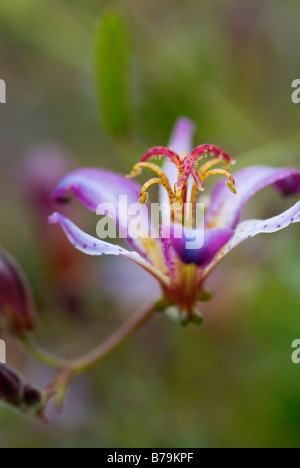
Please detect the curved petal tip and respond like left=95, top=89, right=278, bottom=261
left=48, top=212, right=60, bottom=225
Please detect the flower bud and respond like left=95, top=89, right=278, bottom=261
left=23, top=385, right=42, bottom=408
left=0, top=249, right=36, bottom=335
left=0, top=364, right=22, bottom=405
left=0, top=364, right=42, bottom=412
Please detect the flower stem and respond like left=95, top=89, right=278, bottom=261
left=70, top=300, right=155, bottom=374
left=20, top=335, right=69, bottom=370
left=21, top=300, right=156, bottom=375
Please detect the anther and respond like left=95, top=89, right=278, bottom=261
left=201, top=169, right=237, bottom=194
left=129, top=162, right=176, bottom=205
left=139, top=191, right=149, bottom=206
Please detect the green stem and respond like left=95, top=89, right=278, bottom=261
left=20, top=335, right=69, bottom=370
left=70, top=301, right=155, bottom=374
left=21, top=300, right=156, bottom=375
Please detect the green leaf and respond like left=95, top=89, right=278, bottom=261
left=94, top=10, right=131, bottom=137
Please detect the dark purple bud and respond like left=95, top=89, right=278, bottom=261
left=0, top=365, right=42, bottom=413
left=0, top=364, right=22, bottom=405
left=23, top=385, right=42, bottom=407
left=0, top=248, right=36, bottom=335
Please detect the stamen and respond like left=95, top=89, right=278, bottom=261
left=190, top=145, right=236, bottom=165
left=199, top=157, right=231, bottom=174
left=141, top=146, right=181, bottom=166
left=130, top=143, right=236, bottom=229
left=172, top=195, right=184, bottom=225
left=140, top=178, right=168, bottom=205
left=189, top=166, right=237, bottom=227
left=128, top=162, right=175, bottom=205
left=127, top=167, right=142, bottom=178
left=201, top=169, right=237, bottom=194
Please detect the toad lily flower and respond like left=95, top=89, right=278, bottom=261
left=49, top=118, right=300, bottom=325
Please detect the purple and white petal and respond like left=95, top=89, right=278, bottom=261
left=52, top=167, right=153, bottom=254
left=214, top=200, right=300, bottom=261
left=49, top=213, right=169, bottom=287
left=169, top=117, right=196, bottom=156
left=159, top=118, right=196, bottom=205
left=162, top=224, right=234, bottom=267
left=52, top=168, right=142, bottom=212
left=206, top=166, right=300, bottom=229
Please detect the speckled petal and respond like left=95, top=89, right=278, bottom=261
left=212, top=200, right=300, bottom=263
left=206, top=166, right=300, bottom=229
left=49, top=213, right=169, bottom=286
left=52, top=167, right=153, bottom=254
left=162, top=224, right=234, bottom=267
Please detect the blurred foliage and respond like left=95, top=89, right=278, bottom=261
left=0, top=0, right=300, bottom=448
left=95, top=10, right=131, bottom=137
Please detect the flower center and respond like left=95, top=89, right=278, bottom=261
left=127, top=144, right=237, bottom=225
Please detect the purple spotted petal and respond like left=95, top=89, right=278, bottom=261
left=159, top=118, right=196, bottom=205
left=49, top=213, right=168, bottom=286
left=216, top=200, right=300, bottom=261
left=53, top=168, right=141, bottom=210
left=52, top=167, right=152, bottom=254
left=162, top=224, right=234, bottom=267
left=206, top=166, right=300, bottom=229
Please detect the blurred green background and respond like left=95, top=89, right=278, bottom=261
left=1, top=0, right=300, bottom=448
